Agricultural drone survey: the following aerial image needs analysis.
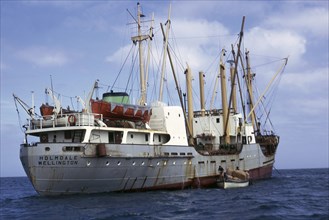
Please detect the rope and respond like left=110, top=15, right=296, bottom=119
left=273, top=166, right=282, bottom=176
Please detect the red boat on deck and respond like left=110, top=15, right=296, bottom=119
left=90, top=99, right=151, bottom=123
left=40, top=104, right=77, bottom=117
left=40, top=103, right=54, bottom=117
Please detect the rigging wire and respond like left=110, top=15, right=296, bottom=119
left=148, top=38, right=162, bottom=102
left=151, top=40, right=164, bottom=102
left=257, top=66, right=282, bottom=131
left=169, top=26, right=185, bottom=72
left=125, top=45, right=139, bottom=97
left=14, top=98, right=25, bottom=133
left=165, top=77, right=174, bottom=105
left=110, top=44, right=135, bottom=91
left=251, top=58, right=286, bottom=133
left=251, top=58, right=288, bottom=70
left=168, top=33, right=236, bottom=40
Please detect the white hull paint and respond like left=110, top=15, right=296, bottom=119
left=20, top=140, right=274, bottom=195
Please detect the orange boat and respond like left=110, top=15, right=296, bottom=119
left=40, top=103, right=54, bottom=117
left=90, top=92, right=151, bottom=123
left=90, top=99, right=151, bottom=122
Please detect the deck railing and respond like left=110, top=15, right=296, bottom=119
left=28, top=113, right=103, bottom=130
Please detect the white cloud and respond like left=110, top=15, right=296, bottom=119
left=17, top=47, right=69, bottom=67
left=105, top=18, right=231, bottom=69
left=264, top=7, right=329, bottom=38
left=168, top=18, right=231, bottom=71
left=276, top=96, right=329, bottom=119
left=103, top=5, right=325, bottom=115
left=245, top=27, right=306, bottom=68
left=105, top=44, right=133, bottom=63
left=280, top=67, right=328, bottom=93
left=273, top=67, right=328, bottom=123
left=104, top=17, right=235, bottom=103
left=105, top=16, right=308, bottom=105
left=292, top=98, right=328, bottom=115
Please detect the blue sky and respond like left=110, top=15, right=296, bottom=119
left=1, top=1, right=328, bottom=177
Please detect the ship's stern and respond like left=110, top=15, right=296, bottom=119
left=20, top=143, right=38, bottom=192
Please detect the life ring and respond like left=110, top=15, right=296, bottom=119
left=68, top=115, right=76, bottom=126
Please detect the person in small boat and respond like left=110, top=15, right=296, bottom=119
left=218, top=166, right=228, bottom=181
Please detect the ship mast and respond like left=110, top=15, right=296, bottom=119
left=185, top=64, right=194, bottom=145
left=245, top=50, right=259, bottom=131
left=129, top=3, right=155, bottom=106
left=159, top=4, right=171, bottom=101
left=228, top=60, right=237, bottom=113
left=144, top=12, right=154, bottom=102
left=129, top=3, right=150, bottom=106
left=223, top=16, right=245, bottom=137
left=219, top=49, right=230, bottom=144
left=199, top=71, right=206, bottom=117
left=210, top=69, right=219, bottom=111
left=31, top=91, right=35, bottom=117
left=160, top=22, right=193, bottom=144
left=137, top=3, right=146, bottom=106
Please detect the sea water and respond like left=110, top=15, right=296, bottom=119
left=1, top=168, right=328, bottom=219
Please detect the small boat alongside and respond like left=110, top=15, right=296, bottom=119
left=217, top=178, right=249, bottom=189
left=217, top=166, right=250, bottom=189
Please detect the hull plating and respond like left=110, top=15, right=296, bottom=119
left=20, top=142, right=275, bottom=196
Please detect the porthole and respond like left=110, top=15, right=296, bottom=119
left=45, top=147, right=50, bottom=151
left=106, top=161, right=110, bottom=166
left=141, top=161, right=145, bottom=166
left=157, top=162, right=160, bottom=166
left=132, top=161, right=136, bottom=166
left=164, top=161, right=167, bottom=166
left=173, top=161, right=176, bottom=165
left=117, top=161, right=121, bottom=166
left=87, top=161, right=91, bottom=166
